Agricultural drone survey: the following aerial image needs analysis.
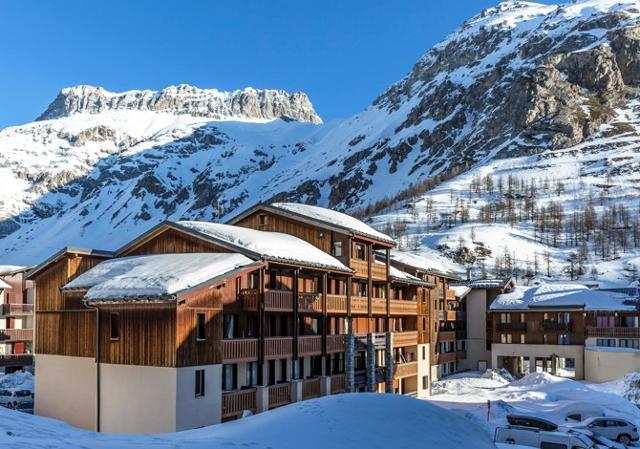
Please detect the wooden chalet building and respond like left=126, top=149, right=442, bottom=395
left=0, top=266, right=36, bottom=373
left=29, top=203, right=454, bottom=433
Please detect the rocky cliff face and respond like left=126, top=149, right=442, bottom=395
left=38, top=84, right=323, bottom=124
left=2, top=0, right=640, bottom=264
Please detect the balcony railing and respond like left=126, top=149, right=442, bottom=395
left=586, top=326, right=640, bottom=338
left=496, top=322, right=527, bottom=332
left=390, top=300, right=417, bottom=315
left=264, top=337, right=293, bottom=359
left=264, top=290, right=294, bottom=312
left=302, top=377, right=321, bottom=400
left=240, top=288, right=259, bottom=311
left=446, top=310, right=465, bottom=321
left=327, top=334, right=346, bottom=353
left=222, top=388, right=256, bottom=418
left=298, top=292, right=322, bottom=314
left=1, top=304, right=34, bottom=316
left=395, top=361, right=418, bottom=378
left=393, top=331, right=418, bottom=347
left=350, top=259, right=369, bottom=278
left=222, top=338, right=258, bottom=363
left=350, top=296, right=368, bottom=314
left=298, top=335, right=322, bottom=357
left=0, top=354, right=33, bottom=367
left=436, top=350, right=466, bottom=364
left=0, top=328, right=33, bottom=341
left=326, top=294, right=347, bottom=314
left=541, top=321, right=571, bottom=332
left=371, top=263, right=387, bottom=281
left=371, top=298, right=387, bottom=315
left=437, top=331, right=456, bottom=342
left=446, top=290, right=456, bottom=300
left=268, top=383, right=291, bottom=409
left=330, top=374, right=345, bottom=394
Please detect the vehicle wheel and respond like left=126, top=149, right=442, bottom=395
left=618, top=434, right=631, bottom=446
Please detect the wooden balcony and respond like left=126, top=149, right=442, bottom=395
left=302, top=377, right=321, bottom=400
left=437, top=331, right=456, bottom=342
left=326, top=294, right=347, bottom=314
left=393, top=331, right=418, bottom=347
left=371, top=262, right=387, bottom=281
left=446, top=290, right=456, bottom=300
left=264, top=337, right=293, bottom=359
left=222, top=338, right=258, bottom=363
left=350, top=259, right=369, bottom=278
left=541, top=321, right=571, bottom=332
left=330, top=374, right=345, bottom=394
left=496, top=322, right=527, bottom=332
left=298, top=335, right=322, bottom=356
left=222, top=388, right=256, bottom=419
left=436, top=350, right=466, bottom=364
left=240, top=288, right=259, bottom=311
left=298, top=292, right=322, bottom=314
left=446, top=310, right=465, bottom=321
left=371, top=297, right=387, bottom=315
left=0, top=354, right=33, bottom=367
left=241, top=289, right=295, bottom=313
left=268, top=383, right=291, bottom=409
left=0, top=328, right=33, bottom=341
left=1, top=304, right=34, bottom=316
left=350, top=296, right=368, bottom=314
left=586, top=326, right=640, bottom=338
left=390, top=300, right=417, bottom=315
left=395, top=361, right=418, bottom=378
left=327, top=334, right=346, bottom=353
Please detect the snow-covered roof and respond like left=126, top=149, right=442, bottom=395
left=177, top=221, right=352, bottom=272
left=0, top=279, right=11, bottom=290
left=468, top=278, right=514, bottom=289
left=63, top=253, right=257, bottom=302
left=491, top=283, right=639, bottom=311
left=389, top=249, right=461, bottom=279
left=451, top=285, right=471, bottom=299
left=269, top=202, right=396, bottom=245
left=0, top=265, right=27, bottom=276
left=389, top=265, right=430, bottom=285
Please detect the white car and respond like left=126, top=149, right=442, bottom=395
left=571, top=417, right=639, bottom=447
left=495, top=425, right=596, bottom=448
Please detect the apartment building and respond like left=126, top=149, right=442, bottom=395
left=29, top=203, right=454, bottom=433
left=0, top=266, right=35, bottom=373
left=489, top=282, right=639, bottom=381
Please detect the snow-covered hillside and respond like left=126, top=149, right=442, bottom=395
left=4, top=0, right=640, bottom=269
left=0, top=394, right=496, bottom=449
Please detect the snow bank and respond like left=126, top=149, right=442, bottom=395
left=0, top=371, right=33, bottom=393
left=0, top=393, right=496, bottom=449
left=178, top=221, right=351, bottom=272
left=491, top=283, right=637, bottom=311
left=270, top=202, right=396, bottom=244
left=64, top=253, right=256, bottom=301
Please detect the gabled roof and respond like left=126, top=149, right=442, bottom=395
left=177, top=221, right=352, bottom=273
left=389, top=250, right=462, bottom=280
left=0, top=279, right=11, bottom=290
left=0, top=265, right=31, bottom=276
left=388, top=265, right=434, bottom=287
left=490, top=283, right=638, bottom=311
left=62, top=253, right=260, bottom=303
left=467, top=278, right=515, bottom=290
left=25, top=246, right=115, bottom=280
left=227, top=202, right=396, bottom=246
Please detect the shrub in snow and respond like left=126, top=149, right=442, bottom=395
left=623, top=372, right=640, bottom=405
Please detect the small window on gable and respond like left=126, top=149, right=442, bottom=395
left=259, top=214, right=268, bottom=226
left=332, top=241, right=343, bottom=257
left=196, top=313, right=206, bottom=341
left=110, top=313, right=120, bottom=341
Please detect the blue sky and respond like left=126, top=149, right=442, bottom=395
left=0, top=1, right=560, bottom=129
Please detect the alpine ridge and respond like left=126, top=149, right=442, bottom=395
left=2, top=0, right=640, bottom=280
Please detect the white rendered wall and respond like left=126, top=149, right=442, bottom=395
left=585, top=348, right=640, bottom=383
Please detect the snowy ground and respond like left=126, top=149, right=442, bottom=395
left=426, top=370, right=640, bottom=446
left=0, top=393, right=496, bottom=449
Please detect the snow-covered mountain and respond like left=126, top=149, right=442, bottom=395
left=3, top=0, right=640, bottom=273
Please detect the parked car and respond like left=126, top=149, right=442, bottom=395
left=556, top=402, right=606, bottom=423
left=495, top=425, right=596, bottom=448
left=571, top=417, right=639, bottom=446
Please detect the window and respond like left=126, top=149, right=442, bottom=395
left=500, top=334, right=512, bottom=344
left=558, top=334, right=570, bottom=345
left=110, top=313, right=119, bottom=341
left=500, top=313, right=511, bottom=324
left=354, top=243, right=366, bottom=260
left=195, top=369, right=205, bottom=397
left=222, top=364, right=237, bottom=391
left=235, top=277, right=241, bottom=296
left=520, top=313, right=525, bottom=323
left=223, top=313, right=237, bottom=339
left=259, top=214, right=268, bottom=226
left=543, top=334, right=548, bottom=344
left=422, top=375, right=429, bottom=390
left=318, top=231, right=325, bottom=239
left=596, top=338, right=616, bottom=347
left=332, top=242, right=343, bottom=257
left=280, top=359, right=288, bottom=382
left=520, top=334, right=526, bottom=344
left=246, top=361, right=259, bottom=386
left=539, top=442, right=566, bottom=449
left=196, top=313, right=206, bottom=341
left=248, top=271, right=259, bottom=289
left=422, top=346, right=426, bottom=360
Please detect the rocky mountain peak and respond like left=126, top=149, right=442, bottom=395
left=37, top=84, right=323, bottom=124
